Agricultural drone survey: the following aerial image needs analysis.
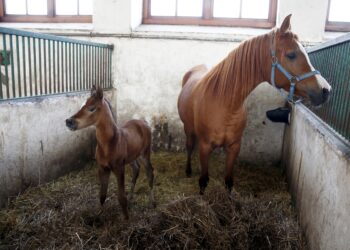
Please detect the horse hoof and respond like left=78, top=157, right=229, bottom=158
left=186, top=169, right=192, bottom=177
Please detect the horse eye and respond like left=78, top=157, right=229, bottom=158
left=286, top=52, right=297, bottom=60
left=88, top=106, right=96, bottom=112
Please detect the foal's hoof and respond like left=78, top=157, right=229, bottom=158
left=229, top=187, right=240, bottom=199
left=149, top=200, right=157, bottom=208
left=186, top=169, right=192, bottom=177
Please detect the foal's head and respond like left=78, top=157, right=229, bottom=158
left=272, top=14, right=331, bottom=106
left=66, top=86, right=107, bottom=131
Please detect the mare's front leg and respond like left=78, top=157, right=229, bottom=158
left=112, top=163, right=129, bottom=220
left=225, top=142, right=241, bottom=194
left=98, top=167, right=111, bottom=206
left=199, top=141, right=212, bottom=195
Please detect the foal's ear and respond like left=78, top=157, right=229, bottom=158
left=91, top=85, right=97, bottom=96
left=280, top=14, right=292, bottom=34
left=95, top=86, right=104, bottom=100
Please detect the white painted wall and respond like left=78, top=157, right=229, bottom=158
left=282, top=104, right=350, bottom=250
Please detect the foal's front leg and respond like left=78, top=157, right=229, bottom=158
left=112, top=163, right=129, bottom=220
left=98, top=166, right=111, bottom=206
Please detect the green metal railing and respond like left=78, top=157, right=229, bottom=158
left=307, top=33, right=350, bottom=142
left=0, top=27, right=113, bottom=100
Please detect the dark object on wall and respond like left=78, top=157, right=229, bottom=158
left=266, top=107, right=291, bottom=124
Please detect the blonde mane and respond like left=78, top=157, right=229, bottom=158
left=202, top=31, right=272, bottom=108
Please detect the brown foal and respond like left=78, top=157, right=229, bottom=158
left=66, top=86, right=155, bottom=220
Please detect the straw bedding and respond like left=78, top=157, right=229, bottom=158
left=0, top=152, right=306, bottom=249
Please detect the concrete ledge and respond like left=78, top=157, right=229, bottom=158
left=282, top=104, right=350, bottom=250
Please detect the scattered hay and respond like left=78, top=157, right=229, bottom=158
left=0, top=152, right=306, bottom=249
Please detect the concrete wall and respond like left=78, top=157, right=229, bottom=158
left=0, top=90, right=116, bottom=207
left=282, top=104, right=350, bottom=250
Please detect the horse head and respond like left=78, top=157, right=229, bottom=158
left=66, top=85, right=105, bottom=131
left=271, top=14, right=331, bottom=106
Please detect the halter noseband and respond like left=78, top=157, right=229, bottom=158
left=270, top=32, right=320, bottom=103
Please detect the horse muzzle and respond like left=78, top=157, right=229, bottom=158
left=308, top=87, right=331, bottom=107
left=66, top=118, right=77, bottom=131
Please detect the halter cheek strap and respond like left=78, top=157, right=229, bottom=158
left=270, top=34, right=320, bottom=103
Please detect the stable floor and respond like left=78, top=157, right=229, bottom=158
left=0, top=152, right=306, bottom=249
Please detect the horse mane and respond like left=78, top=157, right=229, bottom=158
left=104, top=98, right=117, bottom=122
left=202, top=31, right=272, bottom=108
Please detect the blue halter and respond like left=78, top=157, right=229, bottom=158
left=270, top=36, right=320, bottom=103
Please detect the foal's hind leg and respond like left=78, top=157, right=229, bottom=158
left=143, top=148, right=155, bottom=207
left=128, top=160, right=141, bottom=201
left=185, top=132, right=196, bottom=177
left=225, top=142, right=241, bottom=194
left=198, top=141, right=212, bottom=195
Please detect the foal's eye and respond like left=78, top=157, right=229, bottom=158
left=88, top=106, right=96, bottom=112
left=286, top=52, right=297, bottom=60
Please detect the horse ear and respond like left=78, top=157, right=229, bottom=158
left=91, top=85, right=97, bottom=97
left=280, top=14, right=292, bottom=34
left=95, top=86, right=104, bottom=100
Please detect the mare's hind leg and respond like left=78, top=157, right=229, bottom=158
left=143, top=148, right=155, bottom=207
left=98, top=167, right=111, bottom=206
left=185, top=132, right=196, bottom=177
left=225, top=142, right=241, bottom=194
left=128, top=160, right=141, bottom=201
left=198, top=141, right=212, bottom=195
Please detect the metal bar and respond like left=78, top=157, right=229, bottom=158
left=92, top=47, right=97, bottom=86
left=76, top=43, right=78, bottom=91
left=9, top=35, right=16, bottom=98
left=3, top=34, right=9, bottom=98
left=72, top=43, right=75, bottom=91
left=0, top=27, right=113, bottom=48
left=108, top=49, right=113, bottom=88
left=33, top=38, right=38, bottom=95
left=16, top=36, right=22, bottom=97
left=70, top=43, right=74, bottom=91
left=102, top=48, right=104, bottom=88
left=61, top=42, right=64, bottom=93
left=48, top=40, right=52, bottom=94
left=39, top=39, right=42, bottom=95
left=65, top=42, right=68, bottom=92
left=53, top=40, right=56, bottom=93
left=28, top=37, right=33, bottom=96
left=22, top=36, right=27, bottom=97
left=89, top=45, right=92, bottom=89
left=97, top=47, right=100, bottom=87
left=83, top=44, right=86, bottom=90
left=43, top=39, right=47, bottom=94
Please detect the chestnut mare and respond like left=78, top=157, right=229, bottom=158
left=178, top=15, right=331, bottom=195
left=66, top=86, right=154, bottom=220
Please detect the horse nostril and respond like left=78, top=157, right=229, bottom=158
left=322, top=88, right=330, bottom=100
left=66, top=118, right=74, bottom=128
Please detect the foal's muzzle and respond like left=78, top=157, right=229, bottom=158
left=66, top=118, right=77, bottom=131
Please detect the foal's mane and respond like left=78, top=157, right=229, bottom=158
left=104, top=98, right=117, bottom=122
left=202, top=31, right=272, bottom=107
